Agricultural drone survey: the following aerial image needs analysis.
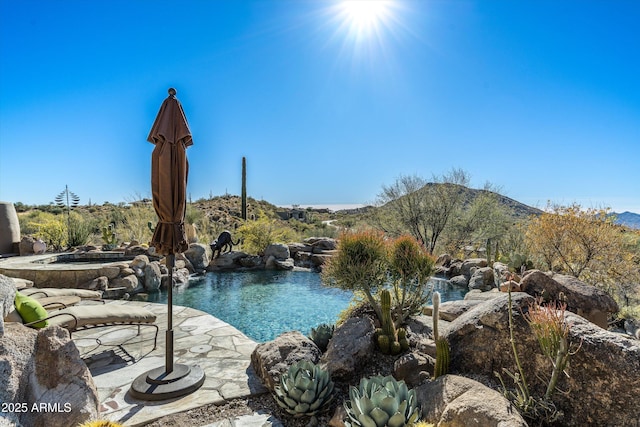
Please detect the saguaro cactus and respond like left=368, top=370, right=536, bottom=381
left=241, top=156, right=247, bottom=220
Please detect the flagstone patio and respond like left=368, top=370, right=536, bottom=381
left=73, top=301, right=269, bottom=426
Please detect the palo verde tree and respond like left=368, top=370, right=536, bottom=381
left=374, top=168, right=470, bottom=254
left=526, top=203, right=620, bottom=278
left=442, top=184, right=511, bottom=259
left=526, top=203, right=640, bottom=306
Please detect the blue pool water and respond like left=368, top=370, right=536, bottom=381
left=148, top=270, right=467, bottom=342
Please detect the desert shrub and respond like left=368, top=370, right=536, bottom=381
left=26, top=213, right=66, bottom=250
left=525, top=203, right=640, bottom=307
left=322, top=230, right=388, bottom=321
left=118, top=205, right=156, bottom=244
left=387, top=235, right=435, bottom=326
left=67, top=211, right=94, bottom=247
left=236, top=211, right=295, bottom=255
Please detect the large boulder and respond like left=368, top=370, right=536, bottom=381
left=460, top=258, right=488, bottom=278
left=175, top=253, right=195, bottom=273
left=305, top=237, right=337, bottom=251
left=405, top=315, right=439, bottom=357
left=423, top=300, right=482, bottom=322
left=274, top=258, right=295, bottom=270
left=416, top=375, right=527, bottom=427
left=79, top=276, right=108, bottom=291
left=463, top=288, right=502, bottom=302
left=19, top=236, right=36, bottom=256
left=0, top=324, right=99, bottom=427
left=492, top=261, right=511, bottom=283
left=445, top=293, right=640, bottom=426
left=520, top=270, right=618, bottom=328
left=1, top=274, right=17, bottom=337
left=264, top=244, right=290, bottom=260
left=288, top=242, right=312, bottom=257
left=449, top=275, right=468, bottom=287
left=238, top=255, right=263, bottom=269
left=320, top=316, right=376, bottom=382
left=467, top=266, right=495, bottom=291
left=435, top=254, right=452, bottom=267
left=448, top=260, right=463, bottom=278
left=110, top=274, right=140, bottom=292
left=207, top=251, right=249, bottom=270
left=143, top=261, right=162, bottom=291
left=394, top=350, right=434, bottom=387
left=251, top=331, right=321, bottom=392
left=310, top=253, right=332, bottom=268
left=130, top=254, right=149, bottom=271
left=184, top=243, right=209, bottom=272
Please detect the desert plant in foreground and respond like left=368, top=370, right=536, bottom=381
left=309, top=323, right=334, bottom=352
left=344, top=375, right=420, bottom=427
left=432, top=292, right=450, bottom=379
left=387, top=235, right=435, bottom=327
left=374, top=289, right=409, bottom=355
left=322, top=230, right=388, bottom=321
left=495, top=287, right=580, bottom=424
left=273, top=360, right=334, bottom=417
left=525, top=298, right=582, bottom=400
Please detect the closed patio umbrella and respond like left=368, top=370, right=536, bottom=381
left=130, top=88, right=205, bottom=400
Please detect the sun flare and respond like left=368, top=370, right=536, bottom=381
left=338, top=0, right=394, bottom=39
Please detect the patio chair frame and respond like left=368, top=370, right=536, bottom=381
left=24, top=312, right=159, bottom=350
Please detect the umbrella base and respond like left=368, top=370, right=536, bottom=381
left=129, top=364, right=205, bottom=401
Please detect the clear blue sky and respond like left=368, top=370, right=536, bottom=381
left=1, top=0, right=639, bottom=212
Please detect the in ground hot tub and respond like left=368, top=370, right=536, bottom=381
left=0, top=252, right=136, bottom=288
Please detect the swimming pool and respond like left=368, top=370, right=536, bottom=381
left=148, top=270, right=467, bottom=342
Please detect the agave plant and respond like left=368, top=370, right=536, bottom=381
left=273, top=360, right=335, bottom=417
left=310, top=323, right=335, bottom=352
left=345, top=375, right=420, bottom=427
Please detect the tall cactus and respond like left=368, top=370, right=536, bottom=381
left=241, top=156, right=247, bottom=220
left=380, top=289, right=395, bottom=337
left=432, top=292, right=450, bottom=378
left=376, top=289, right=407, bottom=355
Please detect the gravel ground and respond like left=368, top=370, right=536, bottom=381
left=146, top=353, right=398, bottom=427
left=148, top=307, right=399, bottom=427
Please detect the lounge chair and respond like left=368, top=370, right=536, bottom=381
left=35, top=295, right=82, bottom=311
left=5, top=296, right=158, bottom=349
left=21, top=287, right=103, bottom=300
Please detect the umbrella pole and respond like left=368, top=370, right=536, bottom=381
left=166, top=253, right=175, bottom=373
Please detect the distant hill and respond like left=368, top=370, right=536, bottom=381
left=382, top=183, right=542, bottom=220
left=436, top=183, right=543, bottom=219
left=612, top=211, right=640, bottom=229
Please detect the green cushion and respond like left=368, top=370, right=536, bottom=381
left=14, top=292, right=49, bottom=328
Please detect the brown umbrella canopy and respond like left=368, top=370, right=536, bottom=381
left=147, top=88, right=193, bottom=256
left=131, top=89, right=205, bottom=400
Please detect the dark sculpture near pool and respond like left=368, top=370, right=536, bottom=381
left=210, top=230, right=241, bottom=258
